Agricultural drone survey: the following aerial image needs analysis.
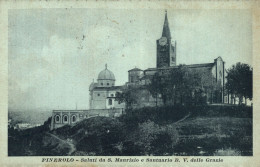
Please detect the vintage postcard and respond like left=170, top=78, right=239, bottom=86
left=0, top=0, right=259, bottom=166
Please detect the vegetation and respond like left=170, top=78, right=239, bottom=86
left=115, top=85, right=140, bottom=110
left=148, top=65, right=222, bottom=105
left=226, top=63, right=253, bottom=105
left=8, top=105, right=252, bottom=156
left=119, top=105, right=189, bottom=126
left=8, top=117, right=52, bottom=156
left=8, top=62, right=253, bottom=156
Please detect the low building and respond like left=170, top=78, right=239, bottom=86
left=50, top=109, right=123, bottom=130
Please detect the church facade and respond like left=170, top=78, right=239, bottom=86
left=89, top=64, right=125, bottom=110
left=50, top=65, right=125, bottom=130
left=51, top=11, right=226, bottom=130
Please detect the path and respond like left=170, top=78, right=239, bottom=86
left=173, top=112, right=191, bottom=124
left=46, top=132, right=76, bottom=155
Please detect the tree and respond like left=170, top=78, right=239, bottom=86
left=147, top=72, right=167, bottom=105
left=134, top=120, right=179, bottom=155
left=148, top=65, right=206, bottom=106
left=172, top=65, right=202, bottom=105
left=226, top=63, right=252, bottom=105
left=115, top=85, right=139, bottom=110
left=136, top=120, right=161, bottom=155
left=199, top=68, right=222, bottom=103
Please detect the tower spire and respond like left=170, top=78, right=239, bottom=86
left=105, top=64, right=107, bottom=69
left=162, top=10, right=171, bottom=39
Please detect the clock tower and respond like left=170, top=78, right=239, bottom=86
left=156, top=10, right=176, bottom=68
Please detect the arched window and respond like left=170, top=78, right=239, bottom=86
left=55, top=115, right=60, bottom=123
left=72, top=115, right=77, bottom=123
left=63, top=115, right=68, bottom=123
left=109, top=99, right=113, bottom=105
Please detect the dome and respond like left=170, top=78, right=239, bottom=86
left=98, top=64, right=115, bottom=81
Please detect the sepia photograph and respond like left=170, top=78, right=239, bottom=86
left=8, top=8, right=253, bottom=157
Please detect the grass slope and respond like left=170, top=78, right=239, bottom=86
left=8, top=105, right=252, bottom=156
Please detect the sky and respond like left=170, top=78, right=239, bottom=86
left=8, top=9, right=252, bottom=111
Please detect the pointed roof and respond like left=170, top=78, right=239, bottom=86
left=162, top=10, right=171, bottom=39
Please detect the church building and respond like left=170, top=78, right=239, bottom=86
left=89, top=64, right=125, bottom=110
left=126, top=10, right=226, bottom=107
left=51, top=10, right=226, bottom=130
left=156, top=11, right=177, bottom=68
left=50, top=64, right=125, bottom=130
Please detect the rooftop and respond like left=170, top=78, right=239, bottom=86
left=128, top=67, right=143, bottom=72
left=144, top=63, right=214, bottom=72
left=93, top=86, right=124, bottom=91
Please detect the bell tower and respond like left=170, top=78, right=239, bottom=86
left=156, top=10, right=176, bottom=68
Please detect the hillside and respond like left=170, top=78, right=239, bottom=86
left=8, top=105, right=252, bottom=156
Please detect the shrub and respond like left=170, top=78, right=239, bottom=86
left=120, top=105, right=190, bottom=126
left=131, top=120, right=179, bottom=155
left=190, top=105, right=252, bottom=118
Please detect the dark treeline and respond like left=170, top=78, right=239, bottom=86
left=8, top=117, right=52, bottom=156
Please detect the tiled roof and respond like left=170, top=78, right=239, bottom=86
left=128, top=67, right=143, bottom=72
left=144, top=63, right=214, bottom=72
left=186, top=63, right=214, bottom=68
